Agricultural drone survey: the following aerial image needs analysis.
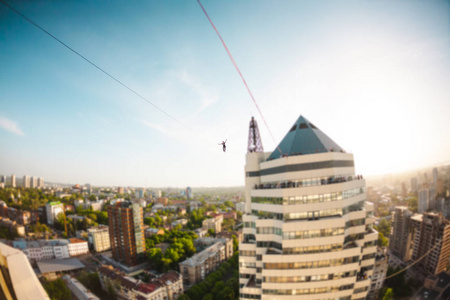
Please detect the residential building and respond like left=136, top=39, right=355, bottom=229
left=194, top=228, right=207, bottom=238
left=179, top=241, right=228, bottom=285
left=409, top=213, right=450, bottom=277
left=10, top=174, right=15, bottom=188
left=157, top=197, right=168, bottom=206
left=202, top=215, right=222, bottom=233
left=412, top=271, right=450, bottom=300
left=186, top=186, right=192, bottom=199
left=389, top=206, right=414, bottom=261
left=144, top=228, right=165, bottom=238
left=0, top=242, right=50, bottom=300
left=88, top=226, right=111, bottom=252
left=45, top=201, right=64, bottom=225
left=117, top=187, right=124, bottom=194
left=135, top=188, right=145, bottom=199
left=367, top=248, right=389, bottom=300
left=38, top=177, right=44, bottom=188
left=239, top=115, right=377, bottom=300
left=411, top=177, right=418, bottom=193
left=98, top=266, right=183, bottom=300
left=419, top=188, right=430, bottom=213
left=23, top=175, right=31, bottom=188
left=62, top=275, right=100, bottom=300
left=236, top=201, right=246, bottom=213
left=67, top=238, right=89, bottom=256
left=194, top=237, right=233, bottom=259
left=31, top=176, right=38, bottom=188
left=107, top=201, right=146, bottom=266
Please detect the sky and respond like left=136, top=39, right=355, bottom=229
left=0, top=0, right=449, bottom=187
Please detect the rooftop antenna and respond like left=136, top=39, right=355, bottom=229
left=247, top=117, right=264, bottom=153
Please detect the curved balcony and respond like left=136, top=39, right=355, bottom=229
left=253, top=174, right=364, bottom=190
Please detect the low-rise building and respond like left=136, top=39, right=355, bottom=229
left=193, top=228, right=207, bottom=238
left=12, top=238, right=88, bottom=261
left=202, top=215, right=222, bottom=233
left=179, top=241, right=228, bottom=285
left=98, top=266, right=183, bottom=300
left=68, top=238, right=89, bottom=256
left=62, top=275, right=100, bottom=300
left=144, top=228, right=165, bottom=238
left=45, top=201, right=64, bottom=225
left=88, top=226, right=111, bottom=252
left=194, top=237, right=233, bottom=259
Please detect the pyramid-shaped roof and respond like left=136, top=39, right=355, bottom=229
left=268, top=115, right=344, bottom=160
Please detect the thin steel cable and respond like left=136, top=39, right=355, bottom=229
left=197, top=0, right=283, bottom=155
left=0, top=0, right=212, bottom=143
left=384, top=240, right=442, bottom=280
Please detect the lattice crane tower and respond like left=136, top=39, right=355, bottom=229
left=247, top=116, right=263, bottom=153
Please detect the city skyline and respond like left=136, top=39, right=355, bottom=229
left=1, top=0, right=449, bottom=187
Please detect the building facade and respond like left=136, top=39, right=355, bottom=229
left=202, top=215, right=222, bottom=233
left=409, top=213, right=450, bottom=277
left=23, top=175, right=30, bottom=188
left=10, top=174, right=15, bottom=188
left=107, top=201, right=146, bottom=266
left=367, top=248, right=388, bottom=300
left=389, top=206, right=414, bottom=261
left=179, top=241, right=228, bottom=285
left=88, top=226, right=111, bottom=252
left=239, top=115, right=377, bottom=300
left=45, top=201, right=64, bottom=225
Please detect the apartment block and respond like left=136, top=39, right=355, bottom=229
left=179, top=241, right=228, bottom=285
left=107, top=201, right=145, bottom=266
left=202, top=215, right=222, bottom=233
left=88, top=226, right=111, bottom=252
left=389, top=206, right=414, bottom=261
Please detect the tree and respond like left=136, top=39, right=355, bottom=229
left=378, top=218, right=391, bottom=237
left=147, top=248, right=163, bottom=271
left=382, top=288, right=393, bottom=300
left=378, top=232, right=389, bottom=247
left=207, top=228, right=215, bottom=237
left=408, top=197, right=418, bottom=213
left=43, top=278, right=71, bottom=300
left=177, top=295, right=190, bottom=300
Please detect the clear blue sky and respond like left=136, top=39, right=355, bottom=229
left=1, top=0, right=449, bottom=187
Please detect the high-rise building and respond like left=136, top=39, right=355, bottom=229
left=367, top=248, right=388, bottom=300
left=418, top=189, right=430, bottom=213
left=409, top=212, right=450, bottom=277
left=411, top=177, right=418, bottom=193
left=389, top=206, right=414, bottom=261
left=23, top=175, right=31, bottom=188
left=0, top=175, right=5, bottom=183
left=107, top=201, right=145, bottom=266
left=239, top=115, right=377, bottom=300
left=433, top=167, right=438, bottom=188
left=38, top=177, right=44, bottom=188
left=186, top=186, right=192, bottom=199
left=31, top=176, right=38, bottom=188
left=10, top=174, right=15, bottom=188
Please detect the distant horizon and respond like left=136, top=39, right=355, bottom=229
left=2, top=159, right=448, bottom=189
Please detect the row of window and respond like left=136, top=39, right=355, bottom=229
left=263, top=270, right=357, bottom=283
left=240, top=250, right=256, bottom=256
left=256, top=227, right=283, bottom=236
left=251, top=187, right=365, bottom=205
left=251, top=200, right=366, bottom=222
left=283, top=227, right=344, bottom=240
left=253, top=174, right=358, bottom=190
left=239, top=294, right=260, bottom=299
left=240, top=262, right=256, bottom=268
left=282, top=243, right=343, bottom=255
left=262, top=284, right=354, bottom=295
left=263, top=256, right=359, bottom=270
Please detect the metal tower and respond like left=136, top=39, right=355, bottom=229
left=247, top=116, right=264, bottom=153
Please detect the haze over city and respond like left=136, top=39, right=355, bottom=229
left=1, top=0, right=449, bottom=187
